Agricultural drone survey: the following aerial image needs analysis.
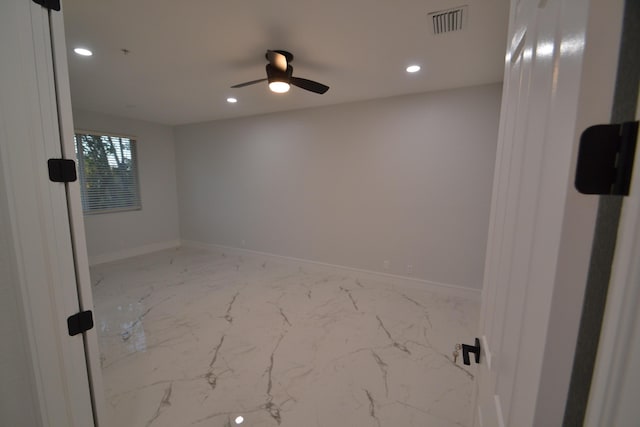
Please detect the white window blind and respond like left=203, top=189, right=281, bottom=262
left=74, top=132, right=141, bottom=214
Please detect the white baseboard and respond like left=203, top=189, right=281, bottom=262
left=88, top=240, right=181, bottom=266
left=181, top=240, right=481, bottom=300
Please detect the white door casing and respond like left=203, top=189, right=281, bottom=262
left=49, top=5, right=110, bottom=425
left=584, top=87, right=640, bottom=427
left=474, top=0, right=624, bottom=426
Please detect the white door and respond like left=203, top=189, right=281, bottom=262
left=0, top=1, right=99, bottom=425
left=473, top=0, right=625, bottom=425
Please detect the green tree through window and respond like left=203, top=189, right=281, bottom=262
left=74, top=132, right=141, bottom=213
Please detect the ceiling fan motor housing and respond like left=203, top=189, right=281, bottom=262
left=266, top=64, right=293, bottom=84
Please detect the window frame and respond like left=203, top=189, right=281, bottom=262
left=74, top=129, right=142, bottom=215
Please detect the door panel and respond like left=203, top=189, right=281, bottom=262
left=0, top=1, right=95, bottom=425
left=476, top=3, right=534, bottom=423
left=474, top=0, right=623, bottom=425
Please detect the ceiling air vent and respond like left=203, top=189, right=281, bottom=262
left=429, top=5, right=468, bottom=35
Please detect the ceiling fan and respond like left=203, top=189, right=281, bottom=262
left=231, top=50, right=329, bottom=95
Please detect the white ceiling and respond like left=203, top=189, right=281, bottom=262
left=62, top=0, right=509, bottom=126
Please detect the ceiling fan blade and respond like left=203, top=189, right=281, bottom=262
left=230, top=78, right=268, bottom=88
left=290, top=77, right=330, bottom=94
left=267, top=50, right=288, bottom=71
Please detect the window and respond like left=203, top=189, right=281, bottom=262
left=74, top=132, right=141, bottom=214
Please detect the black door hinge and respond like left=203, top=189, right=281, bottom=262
left=48, top=158, right=77, bottom=183
left=67, top=310, right=94, bottom=336
left=575, top=121, right=638, bottom=195
left=32, top=0, right=60, bottom=11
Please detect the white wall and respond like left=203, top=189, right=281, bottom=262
left=72, top=110, right=180, bottom=264
left=175, top=84, right=501, bottom=289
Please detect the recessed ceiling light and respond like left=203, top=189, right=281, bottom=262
left=227, top=97, right=238, bottom=103
left=234, top=415, right=244, bottom=424
left=74, top=47, right=93, bottom=57
left=406, top=65, right=421, bottom=73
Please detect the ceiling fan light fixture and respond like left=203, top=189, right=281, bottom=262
left=269, top=81, right=290, bottom=93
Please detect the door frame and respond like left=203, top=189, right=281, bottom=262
left=50, top=6, right=109, bottom=425
left=583, top=88, right=640, bottom=426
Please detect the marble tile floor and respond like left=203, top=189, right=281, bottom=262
left=91, top=246, right=480, bottom=427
